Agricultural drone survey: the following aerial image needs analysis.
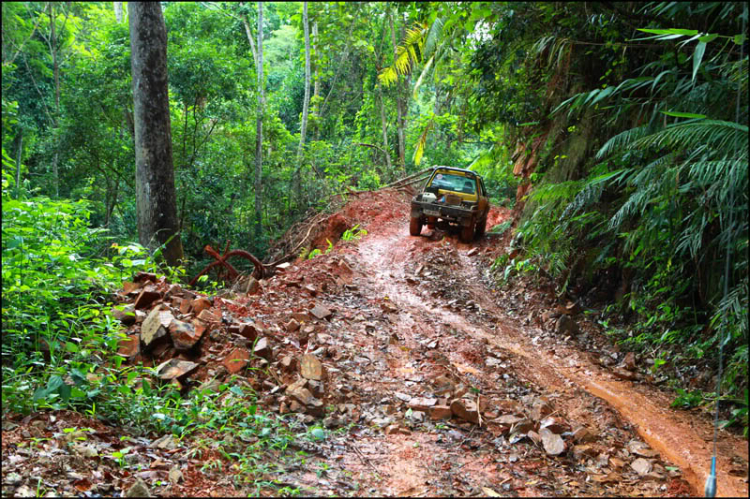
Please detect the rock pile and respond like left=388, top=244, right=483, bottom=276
left=110, top=268, right=345, bottom=421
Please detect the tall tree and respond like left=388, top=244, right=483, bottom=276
left=254, top=2, right=264, bottom=241
left=128, top=2, right=184, bottom=266
left=113, top=2, right=123, bottom=23
left=295, top=1, right=311, bottom=205
left=312, top=19, right=320, bottom=142
left=388, top=8, right=407, bottom=173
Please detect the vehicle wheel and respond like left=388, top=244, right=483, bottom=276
left=460, top=223, right=475, bottom=243
left=475, top=216, right=487, bottom=238
left=409, top=216, right=423, bottom=236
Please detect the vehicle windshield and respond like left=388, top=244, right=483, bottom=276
left=428, top=173, right=476, bottom=194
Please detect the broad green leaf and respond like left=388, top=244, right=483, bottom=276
left=637, top=28, right=698, bottom=36
left=692, top=41, right=706, bottom=82
left=698, top=34, right=718, bottom=43
left=734, top=34, right=746, bottom=45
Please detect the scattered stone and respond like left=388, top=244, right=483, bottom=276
left=179, top=298, right=192, bottom=315
left=451, top=399, right=480, bottom=424
left=306, top=396, right=325, bottom=416
left=409, top=411, right=425, bottom=423
left=122, top=281, right=143, bottom=294
left=623, top=352, right=637, bottom=370
left=112, top=304, right=136, bottom=325
left=310, top=303, right=333, bottom=320
left=430, top=405, right=453, bottom=420
left=527, top=430, right=541, bottom=445
left=134, top=289, right=161, bottom=310
left=572, top=426, right=597, bottom=443
left=627, top=440, right=660, bottom=458
left=540, top=428, right=566, bottom=456
left=117, top=334, right=140, bottom=358
left=238, top=322, right=258, bottom=341
left=154, top=359, right=198, bottom=381
left=496, top=414, right=524, bottom=426
left=408, top=397, right=437, bottom=411
left=291, top=312, right=311, bottom=323
left=168, top=467, right=183, bottom=485
left=555, top=315, right=579, bottom=335
left=285, top=319, right=300, bottom=332
left=385, top=424, right=399, bottom=435
left=169, top=319, right=202, bottom=351
left=307, top=380, right=325, bottom=398
left=612, top=367, right=637, bottom=381
left=124, top=478, right=151, bottom=498
left=529, top=397, right=554, bottom=422
left=197, top=308, right=220, bottom=323
left=254, top=337, right=271, bottom=359
left=134, top=272, right=157, bottom=283
left=539, top=416, right=566, bottom=434
left=572, top=444, right=597, bottom=461
left=14, top=485, right=35, bottom=498
left=140, top=307, right=169, bottom=350
left=631, top=457, right=653, bottom=475
left=72, top=443, right=99, bottom=458
left=192, top=296, right=212, bottom=315
left=287, top=381, right=313, bottom=406
left=280, top=355, right=296, bottom=372
left=242, top=276, right=261, bottom=294
left=5, top=472, right=23, bottom=486
left=150, top=434, right=177, bottom=450
left=300, top=354, right=325, bottom=380
left=135, top=310, right=146, bottom=323
left=223, top=348, right=251, bottom=374
left=198, top=378, right=222, bottom=393
left=510, top=418, right=534, bottom=434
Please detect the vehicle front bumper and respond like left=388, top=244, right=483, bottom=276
left=411, top=200, right=476, bottom=227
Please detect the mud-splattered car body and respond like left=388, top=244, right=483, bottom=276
left=409, top=167, right=490, bottom=242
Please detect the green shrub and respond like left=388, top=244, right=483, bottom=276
left=1, top=169, right=159, bottom=415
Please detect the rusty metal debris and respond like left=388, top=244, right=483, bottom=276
left=189, top=241, right=265, bottom=287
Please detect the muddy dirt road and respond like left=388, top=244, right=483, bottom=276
left=280, top=189, right=746, bottom=497
left=2, top=189, right=746, bottom=497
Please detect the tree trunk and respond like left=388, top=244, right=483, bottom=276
left=313, top=20, right=320, bottom=142
left=15, top=132, right=23, bottom=198
left=254, top=3, right=264, bottom=241
left=241, top=14, right=258, bottom=69
left=129, top=2, right=184, bottom=266
left=376, top=81, right=392, bottom=172
left=295, top=2, right=311, bottom=208
left=114, top=2, right=123, bottom=23
left=50, top=2, right=60, bottom=198
left=389, top=10, right=406, bottom=173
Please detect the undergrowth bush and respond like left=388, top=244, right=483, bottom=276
left=1, top=168, right=163, bottom=417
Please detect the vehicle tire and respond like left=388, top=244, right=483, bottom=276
left=409, top=216, right=423, bottom=236
left=475, top=215, right=487, bottom=238
left=460, top=223, right=475, bottom=243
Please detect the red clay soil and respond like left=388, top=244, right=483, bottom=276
left=3, top=187, right=747, bottom=497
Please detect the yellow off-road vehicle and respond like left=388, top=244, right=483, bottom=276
left=409, top=167, right=490, bottom=243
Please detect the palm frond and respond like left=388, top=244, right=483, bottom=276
left=379, top=23, right=427, bottom=87
left=412, top=119, right=434, bottom=166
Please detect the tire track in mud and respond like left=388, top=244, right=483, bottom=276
left=350, top=208, right=747, bottom=498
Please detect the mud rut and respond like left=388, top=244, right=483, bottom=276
left=286, top=202, right=747, bottom=497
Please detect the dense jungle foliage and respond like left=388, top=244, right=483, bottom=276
left=2, top=1, right=747, bottom=436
